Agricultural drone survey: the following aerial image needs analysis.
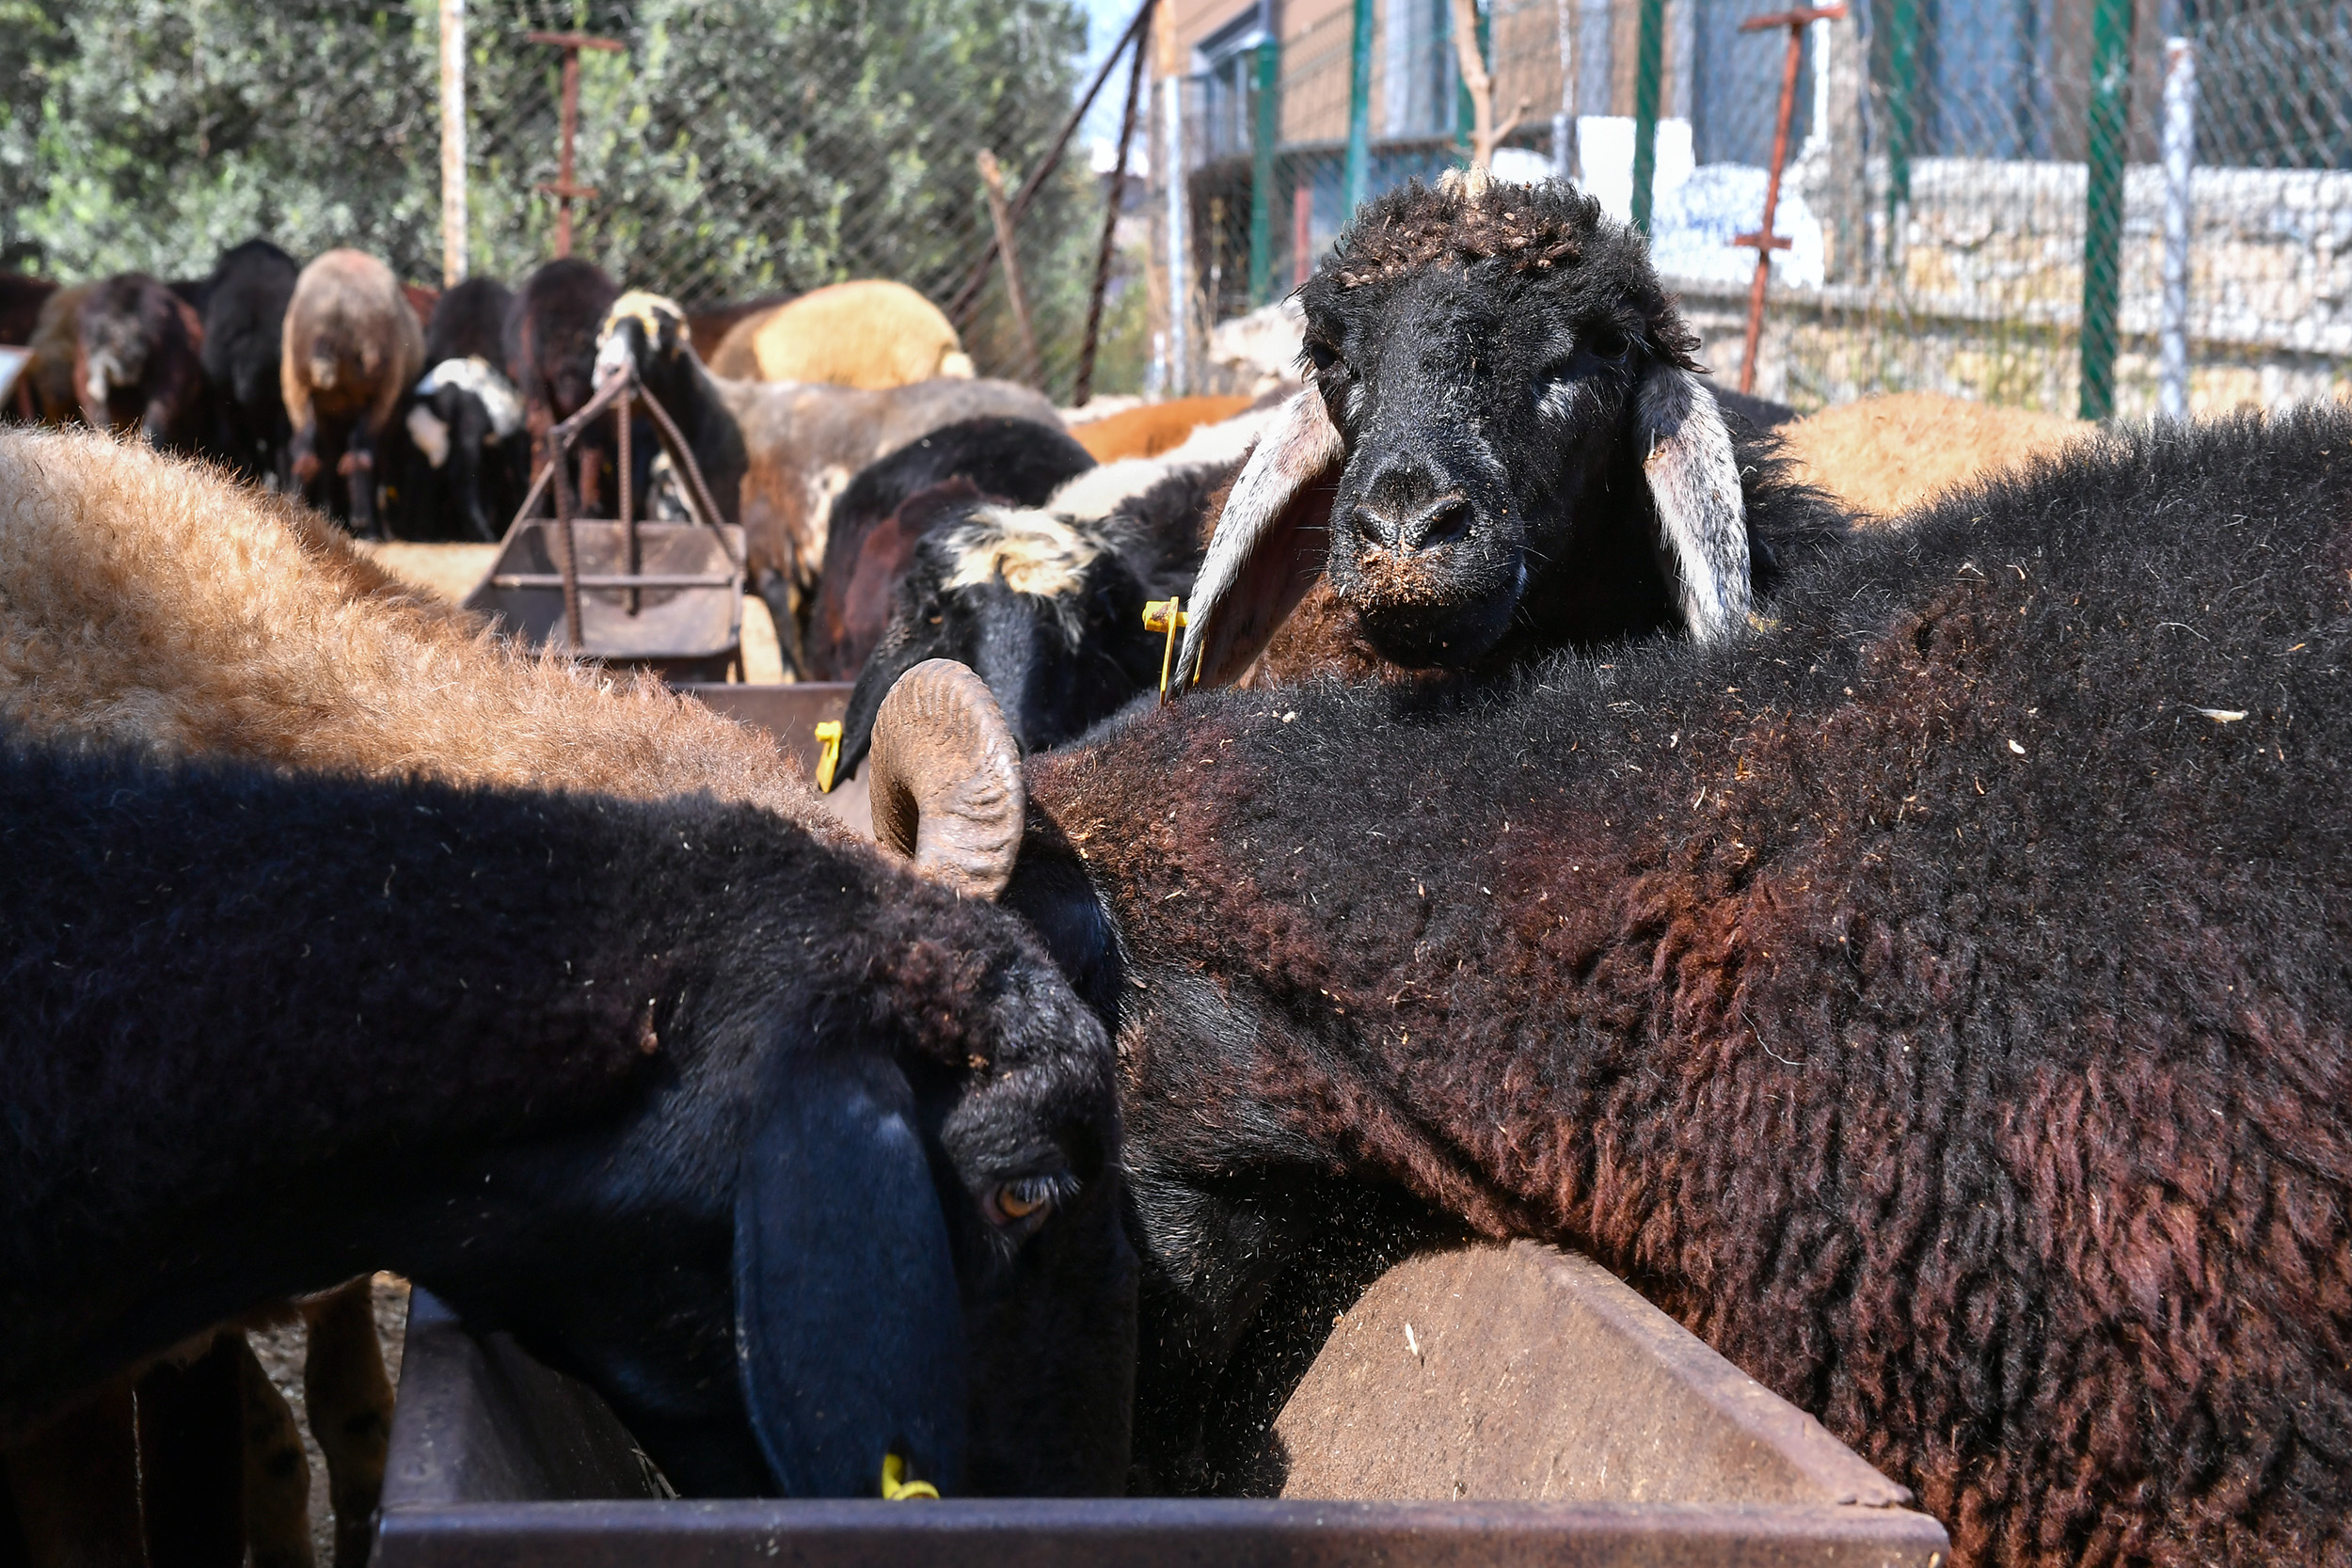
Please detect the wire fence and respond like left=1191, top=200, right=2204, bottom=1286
left=1175, top=0, right=2351, bottom=417
left=448, top=0, right=1146, bottom=403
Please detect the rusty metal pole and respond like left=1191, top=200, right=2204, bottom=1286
left=527, top=33, right=623, bottom=260
left=1731, top=5, right=1842, bottom=396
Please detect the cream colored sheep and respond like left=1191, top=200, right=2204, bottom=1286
left=1779, top=391, right=2089, bottom=521
left=708, top=279, right=974, bottom=388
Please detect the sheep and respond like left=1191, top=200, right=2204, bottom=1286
left=199, top=239, right=303, bottom=483
left=0, top=724, right=1135, bottom=1504
left=75, top=274, right=211, bottom=453
left=18, top=283, right=90, bottom=424
left=282, top=250, right=426, bottom=538
left=502, top=259, right=622, bottom=513
left=1071, top=394, right=1255, bottom=462
left=0, top=271, right=56, bottom=347
left=0, top=426, right=1134, bottom=1533
left=707, top=279, right=974, bottom=388
left=807, top=416, right=1099, bottom=680
left=829, top=404, right=1286, bottom=781
left=1781, top=390, right=2090, bottom=522
left=1174, top=169, right=1847, bottom=689
left=868, top=402, right=2352, bottom=1563
left=716, top=372, right=1064, bottom=677
left=396, top=278, right=529, bottom=544
left=591, top=291, right=749, bottom=527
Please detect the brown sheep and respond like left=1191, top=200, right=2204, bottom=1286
left=0, top=272, right=56, bottom=347
left=73, top=275, right=211, bottom=453
left=715, top=373, right=1062, bottom=675
left=18, top=284, right=90, bottom=424
left=0, top=423, right=831, bottom=1564
left=1071, top=395, right=1255, bottom=462
left=281, top=250, right=426, bottom=538
left=708, top=279, right=974, bottom=387
left=1780, top=391, right=2088, bottom=521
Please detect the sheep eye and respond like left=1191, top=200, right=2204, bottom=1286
left=1583, top=324, right=1631, bottom=361
left=989, top=1175, right=1065, bottom=1226
left=1304, top=340, right=1343, bottom=376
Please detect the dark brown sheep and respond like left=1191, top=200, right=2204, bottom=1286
left=74, top=274, right=210, bottom=452
left=885, top=403, right=2352, bottom=1565
left=503, top=258, right=621, bottom=514
left=0, top=272, right=56, bottom=347
left=281, top=249, right=425, bottom=537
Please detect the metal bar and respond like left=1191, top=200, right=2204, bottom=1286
left=490, top=574, right=740, bottom=591
left=439, top=0, right=466, bottom=287
left=548, top=433, right=582, bottom=651
left=2081, top=0, right=2133, bottom=420
left=1076, top=8, right=1152, bottom=405
left=631, top=372, right=733, bottom=550
left=555, top=47, right=580, bottom=258
left=1631, top=0, right=1665, bottom=234
left=616, top=383, right=636, bottom=615
left=1343, top=0, right=1374, bottom=214
left=946, top=0, right=1156, bottom=325
left=2159, top=34, right=2196, bottom=420
left=1249, top=36, right=1279, bottom=306
left=1733, top=7, right=1841, bottom=396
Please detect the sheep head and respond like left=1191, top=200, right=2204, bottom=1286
left=1179, top=173, right=1752, bottom=685
left=596, top=289, right=691, bottom=385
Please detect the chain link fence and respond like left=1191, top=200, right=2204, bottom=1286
left=1177, top=0, right=2349, bottom=417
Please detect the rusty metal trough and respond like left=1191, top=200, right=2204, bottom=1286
left=374, top=1242, right=1947, bottom=1566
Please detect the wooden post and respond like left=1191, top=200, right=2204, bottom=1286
left=977, top=150, right=1042, bottom=386
left=526, top=32, right=623, bottom=260
left=440, top=0, right=467, bottom=286
left=1730, top=5, right=1843, bottom=396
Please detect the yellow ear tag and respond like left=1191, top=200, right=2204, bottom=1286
left=881, top=1451, right=939, bottom=1500
left=1141, top=596, right=1188, bottom=703
left=814, top=720, right=844, bottom=793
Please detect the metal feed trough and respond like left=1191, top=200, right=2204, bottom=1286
left=461, top=362, right=747, bottom=682
left=374, top=1242, right=1948, bottom=1565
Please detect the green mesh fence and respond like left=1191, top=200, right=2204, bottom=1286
left=1181, top=0, right=2351, bottom=416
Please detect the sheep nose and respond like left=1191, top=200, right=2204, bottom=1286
left=1354, top=489, right=1472, bottom=554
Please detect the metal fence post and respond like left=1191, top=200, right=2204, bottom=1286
left=439, top=0, right=466, bottom=286
left=1883, top=0, right=1917, bottom=273
left=1631, top=0, right=1665, bottom=234
left=1344, top=0, right=1375, bottom=216
left=2081, top=0, right=2133, bottom=420
left=1552, top=0, right=1578, bottom=180
left=2159, top=34, right=2196, bottom=420
left=1251, top=37, right=1280, bottom=305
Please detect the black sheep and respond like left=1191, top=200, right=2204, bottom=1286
left=1176, top=168, right=1846, bottom=686
left=591, top=291, right=748, bottom=527
left=397, top=277, right=528, bottom=542
left=74, top=274, right=210, bottom=453
left=880, top=404, right=2352, bottom=1564
left=808, top=417, right=1098, bottom=680
left=505, top=258, right=621, bottom=512
left=834, top=461, right=1228, bottom=787
left=199, top=239, right=302, bottom=483
left=0, top=735, right=1134, bottom=1504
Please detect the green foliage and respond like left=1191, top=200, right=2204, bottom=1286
left=1, top=0, right=1090, bottom=316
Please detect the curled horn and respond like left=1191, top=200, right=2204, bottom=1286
left=865, top=659, right=1025, bottom=900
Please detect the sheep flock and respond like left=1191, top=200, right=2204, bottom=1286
left=2, top=166, right=2344, bottom=1568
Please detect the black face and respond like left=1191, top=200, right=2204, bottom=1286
left=427, top=934, right=1136, bottom=1499
left=837, top=540, right=1157, bottom=784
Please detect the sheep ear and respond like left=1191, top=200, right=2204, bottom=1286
left=733, top=1052, right=966, bottom=1497
left=1635, top=366, right=1753, bottom=641
left=1174, top=387, right=1345, bottom=689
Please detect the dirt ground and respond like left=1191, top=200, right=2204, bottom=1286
left=245, top=1275, right=410, bottom=1563
left=357, top=542, right=788, bottom=683
left=1779, top=391, right=2090, bottom=521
